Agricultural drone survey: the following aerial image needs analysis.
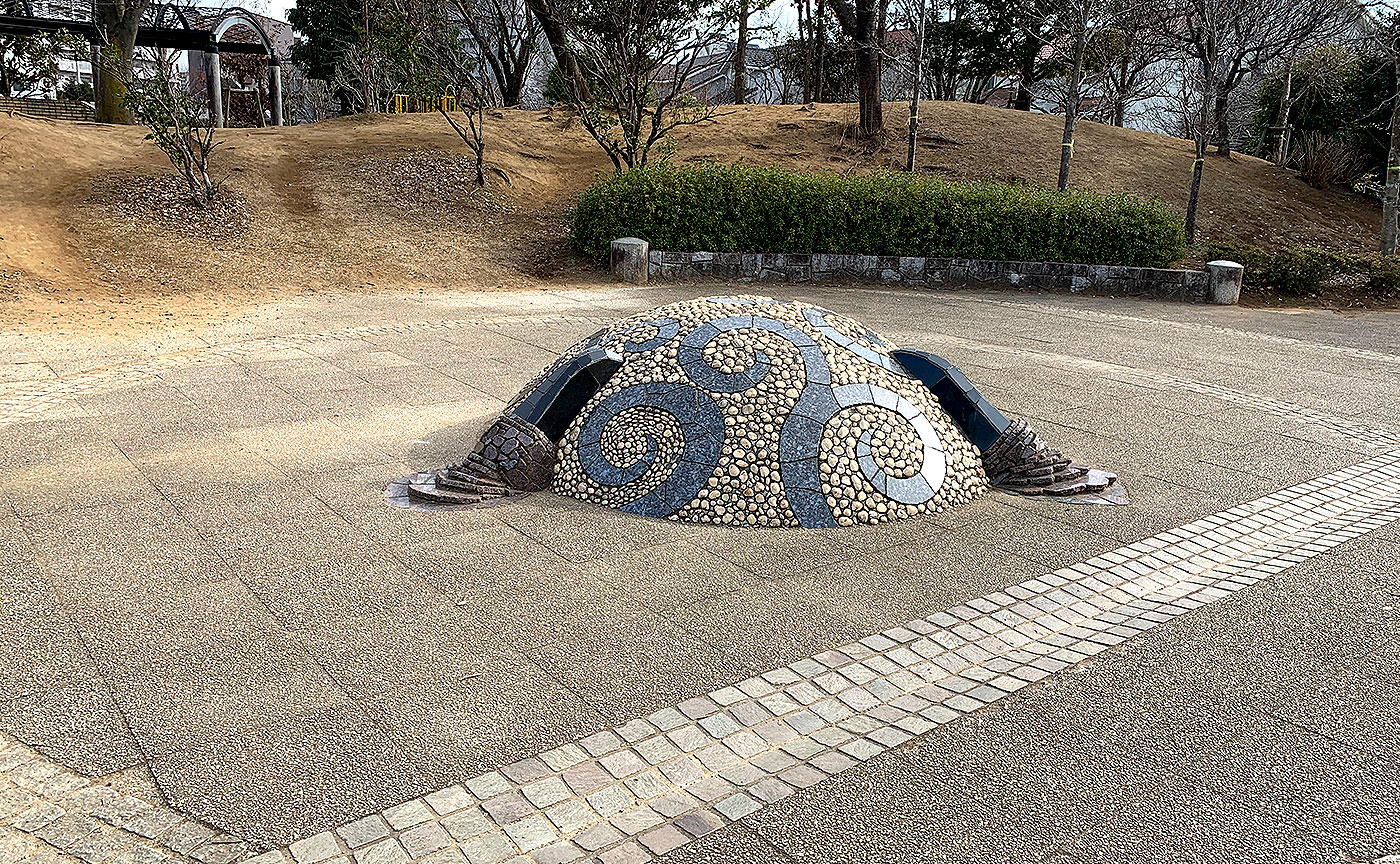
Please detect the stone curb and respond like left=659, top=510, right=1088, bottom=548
left=645, top=251, right=1238, bottom=305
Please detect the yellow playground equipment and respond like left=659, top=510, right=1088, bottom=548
left=391, top=90, right=459, bottom=114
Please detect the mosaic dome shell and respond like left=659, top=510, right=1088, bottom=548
left=551, top=296, right=988, bottom=527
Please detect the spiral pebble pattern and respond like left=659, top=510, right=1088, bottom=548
left=551, top=296, right=988, bottom=527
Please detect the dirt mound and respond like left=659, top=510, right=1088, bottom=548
left=0, top=102, right=1382, bottom=330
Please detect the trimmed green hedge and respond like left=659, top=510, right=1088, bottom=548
left=569, top=164, right=1185, bottom=268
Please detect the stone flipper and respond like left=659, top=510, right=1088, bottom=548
left=892, top=349, right=1117, bottom=498
left=401, top=346, right=623, bottom=507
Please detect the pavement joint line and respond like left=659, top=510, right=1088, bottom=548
left=948, top=295, right=1400, bottom=368
left=0, top=314, right=617, bottom=424
left=92, top=448, right=1389, bottom=864
left=928, top=332, right=1400, bottom=449
left=2, top=314, right=1394, bottom=456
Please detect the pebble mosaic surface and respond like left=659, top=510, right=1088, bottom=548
left=550, top=297, right=987, bottom=527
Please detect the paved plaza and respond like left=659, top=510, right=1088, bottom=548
left=1, top=283, right=1398, bottom=864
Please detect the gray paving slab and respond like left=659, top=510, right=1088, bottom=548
left=574, top=541, right=759, bottom=614
left=146, top=700, right=432, bottom=848
left=675, top=527, right=1400, bottom=864
left=1, top=283, right=1398, bottom=855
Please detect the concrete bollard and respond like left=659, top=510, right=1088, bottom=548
left=1205, top=260, right=1244, bottom=305
left=610, top=238, right=650, bottom=285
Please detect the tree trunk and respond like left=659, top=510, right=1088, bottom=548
left=1111, top=49, right=1129, bottom=126
left=906, top=0, right=926, bottom=171
left=1013, top=38, right=1036, bottom=111
left=525, top=0, right=590, bottom=103
left=360, top=0, right=373, bottom=112
left=734, top=0, right=748, bottom=104
left=1382, top=62, right=1400, bottom=255
left=1212, top=91, right=1231, bottom=156
left=1185, top=75, right=1213, bottom=246
left=1272, top=58, right=1294, bottom=165
left=503, top=67, right=526, bottom=106
left=1057, top=17, right=1087, bottom=191
left=94, top=0, right=147, bottom=124
left=815, top=0, right=827, bottom=102
left=798, top=0, right=812, bottom=103
left=837, top=0, right=884, bottom=137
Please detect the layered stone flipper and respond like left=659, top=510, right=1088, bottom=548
left=404, top=416, right=558, bottom=507
left=981, top=418, right=1117, bottom=496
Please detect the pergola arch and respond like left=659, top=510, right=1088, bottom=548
left=200, top=6, right=282, bottom=128
left=210, top=9, right=273, bottom=54
left=0, top=0, right=286, bottom=127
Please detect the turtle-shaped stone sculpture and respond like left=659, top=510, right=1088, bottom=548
left=389, top=296, right=1118, bottom=527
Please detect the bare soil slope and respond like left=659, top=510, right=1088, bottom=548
left=0, top=101, right=1381, bottom=330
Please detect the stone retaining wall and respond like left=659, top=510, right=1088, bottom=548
left=647, top=250, right=1211, bottom=303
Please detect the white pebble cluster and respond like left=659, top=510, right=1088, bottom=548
left=552, top=296, right=988, bottom=527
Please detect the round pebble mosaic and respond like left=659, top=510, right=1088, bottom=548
left=551, top=296, right=988, bottom=527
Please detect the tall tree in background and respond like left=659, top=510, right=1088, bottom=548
left=1154, top=0, right=1355, bottom=242
left=1091, top=0, right=1171, bottom=127
left=775, top=6, right=855, bottom=102
left=792, top=0, right=839, bottom=101
left=93, top=0, right=152, bottom=122
left=563, top=0, right=728, bottom=170
left=525, top=0, right=590, bottom=101
left=829, top=0, right=885, bottom=136
left=1163, top=0, right=1356, bottom=159
left=288, top=0, right=363, bottom=110
left=1003, top=0, right=1057, bottom=110
left=456, top=0, right=541, bottom=105
left=921, top=0, right=1008, bottom=102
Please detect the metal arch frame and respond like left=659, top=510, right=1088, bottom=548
left=208, top=7, right=275, bottom=57
left=0, top=1, right=280, bottom=56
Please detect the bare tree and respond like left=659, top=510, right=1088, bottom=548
left=1055, top=0, right=1092, bottom=190
left=730, top=0, right=776, bottom=103
left=905, top=0, right=928, bottom=170
left=525, top=0, right=590, bottom=101
left=734, top=0, right=749, bottom=102
left=793, top=0, right=836, bottom=102
left=398, top=0, right=498, bottom=182
left=1089, top=0, right=1173, bottom=127
left=1038, top=0, right=1161, bottom=187
left=1162, top=0, right=1357, bottom=160
left=1004, top=0, right=1102, bottom=188
left=1143, top=0, right=1357, bottom=243
left=457, top=0, right=541, bottom=106
left=331, top=40, right=396, bottom=111
left=438, top=74, right=491, bottom=185
left=564, top=0, right=729, bottom=171
left=100, top=48, right=221, bottom=205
